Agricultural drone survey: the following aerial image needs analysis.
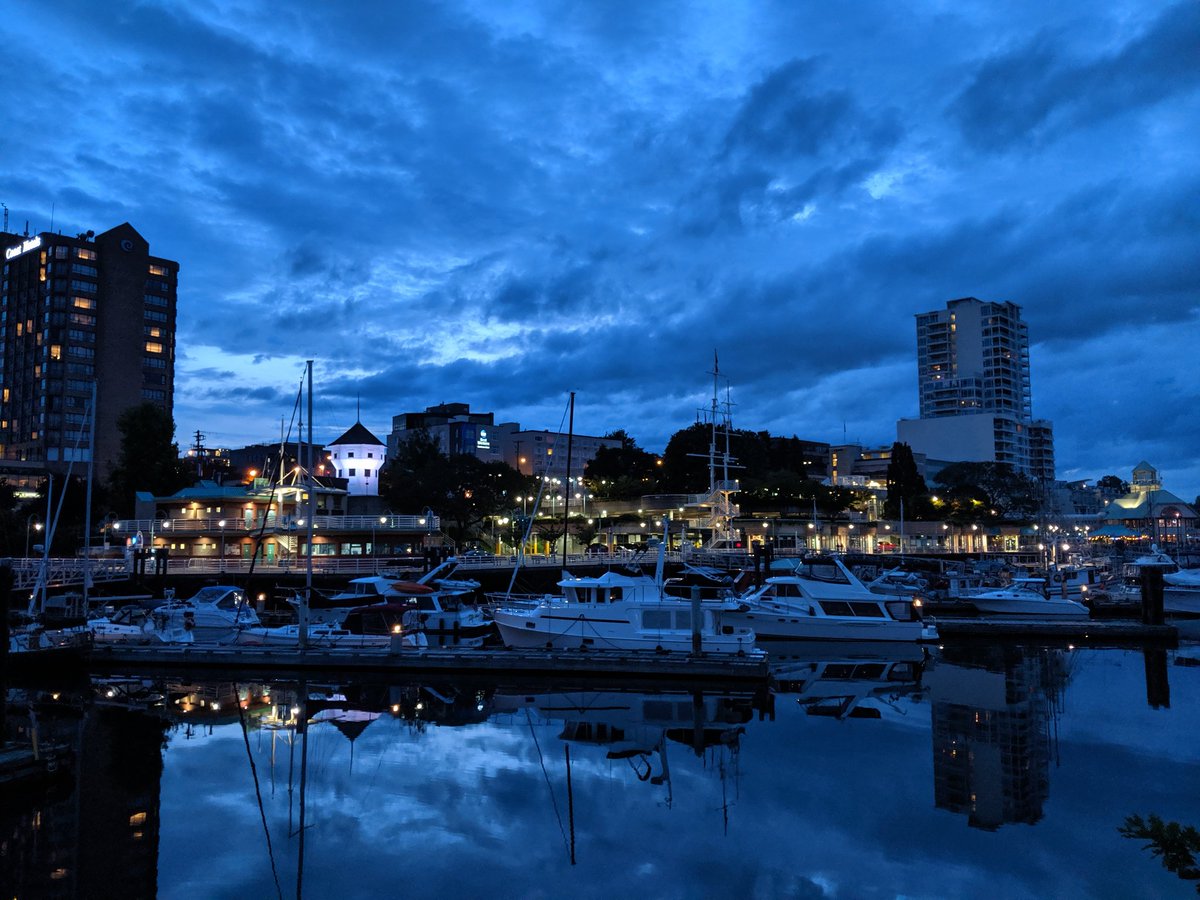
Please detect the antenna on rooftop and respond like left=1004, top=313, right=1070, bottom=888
left=2, top=203, right=8, bottom=232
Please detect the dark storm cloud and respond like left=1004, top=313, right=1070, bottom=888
left=3, top=0, right=1197, bottom=493
left=951, top=2, right=1200, bottom=150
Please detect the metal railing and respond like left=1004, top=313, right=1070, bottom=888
left=107, top=513, right=441, bottom=537
left=8, top=557, right=132, bottom=591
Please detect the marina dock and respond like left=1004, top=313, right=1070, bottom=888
left=84, top=643, right=772, bottom=684
left=933, top=618, right=1177, bottom=645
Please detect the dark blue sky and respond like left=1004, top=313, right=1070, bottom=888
left=3, top=1, right=1197, bottom=496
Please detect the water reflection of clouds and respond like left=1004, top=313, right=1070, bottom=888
left=153, top=651, right=1197, bottom=899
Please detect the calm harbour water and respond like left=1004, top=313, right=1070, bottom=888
left=3, top=644, right=1199, bottom=899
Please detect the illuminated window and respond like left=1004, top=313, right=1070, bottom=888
left=148, top=264, right=168, bottom=276
left=50, top=345, right=61, bottom=360
left=77, top=248, right=97, bottom=260
left=72, top=296, right=96, bottom=309
left=145, top=341, right=164, bottom=354
left=129, top=811, right=147, bottom=826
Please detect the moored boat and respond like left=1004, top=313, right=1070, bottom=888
left=966, top=578, right=1089, bottom=618
left=491, top=570, right=758, bottom=654
left=147, top=585, right=260, bottom=643
left=729, top=556, right=937, bottom=643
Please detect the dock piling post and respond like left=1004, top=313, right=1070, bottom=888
left=1140, top=568, right=1165, bottom=626
left=691, top=586, right=702, bottom=655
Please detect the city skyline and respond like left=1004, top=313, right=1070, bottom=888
left=3, top=2, right=1197, bottom=497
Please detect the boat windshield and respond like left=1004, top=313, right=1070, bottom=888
left=191, top=587, right=244, bottom=608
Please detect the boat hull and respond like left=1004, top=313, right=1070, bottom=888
left=730, top=609, right=931, bottom=642
left=967, top=598, right=1089, bottom=618
left=491, top=608, right=755, bottom=654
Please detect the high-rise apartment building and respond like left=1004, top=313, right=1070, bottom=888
left=0, top=223, right=177, bottom=476
left=898, top=297, right=1054, bottom=481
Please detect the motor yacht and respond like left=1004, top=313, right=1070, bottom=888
left=490, top=569, right=758, bottom=654
left=728, top=556, right=937, bottom=642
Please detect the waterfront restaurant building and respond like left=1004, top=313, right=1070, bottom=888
left=126, top=474, right=441, bottom=568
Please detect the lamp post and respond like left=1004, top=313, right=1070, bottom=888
left=372, top=515, right=387, bottom=569
left=218, top=519, right=227, bottom=571
left=25, top=516, right=42, bottom=558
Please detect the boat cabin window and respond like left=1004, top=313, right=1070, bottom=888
left=643, top=609, right=673, bottom=630
left=215, top=591, right=245, bottom=611
left=818, top=600, right=854, bottom=617
left=675, top=609, right=692, bottom=631
left=848, top=602, right=885, bottom=618
left=767, top=582, right=805, bottom=598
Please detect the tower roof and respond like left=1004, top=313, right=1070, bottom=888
left=329, top=422, right=384, bottom=447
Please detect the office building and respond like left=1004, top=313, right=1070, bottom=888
left=897, top=297, right=1054, bottom=481
left=387, top=401, right=619, bottom=480
left=0, top=222, right=177, bottom=476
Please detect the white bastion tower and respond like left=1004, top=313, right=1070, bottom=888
left=328, top=420, right=386, bottom=496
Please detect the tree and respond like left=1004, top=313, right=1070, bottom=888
left=932, top=462, right=1039, bottom=520
left=1097, top=474, right=1130, bottom=495
left=380, top=430, right=529, bottom=544
left=572, top=518, right=599, bottom=547
left=106, top=403, right=194, bottom=517
left=585, top=431, right=661, bottom=499
left=884, top=443, right=929, bottom=520
left=1118, top=814, right=1200, bottom=890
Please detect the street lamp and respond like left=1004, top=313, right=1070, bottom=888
left=25, top=516, right=42, bottom=558
left=372, top=515, right=387, bottom=568
left=218, top=519, right=227, bottom=571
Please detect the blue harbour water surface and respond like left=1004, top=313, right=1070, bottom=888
left=3, top=644, right=1199, bottom=899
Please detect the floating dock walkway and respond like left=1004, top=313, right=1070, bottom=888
left=933, top=618, right=1177, bottom=645
left=84, top=643, right=772, bottom=685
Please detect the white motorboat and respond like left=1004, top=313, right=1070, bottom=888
left=237, top=619, right=427, bottom=650
left=491, top=569, right=758, bottom=654
left=294, top=559, right=486, bottom=632
left=148, top=585, right=260, bottom=643
left=967, top=578, right=1089, bottom=618
left=865, top=568, right=928, bottom=599
left=729, top=556, right=937, bottom=642
left=1163, top=567, right=1200, bottom=615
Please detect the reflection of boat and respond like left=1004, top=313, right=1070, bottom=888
left=491, top=570, right=757, bottom=653
left=769, top=645, right=927, bottom=720
left=968, top=578, right=1089, bottom=618
left=148, top=586, right=260, bottom=643
left=730, top=557, right=937, bottom=642
left=494, top=690, right=755, bottom=757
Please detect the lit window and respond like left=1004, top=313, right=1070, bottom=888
left=145, top=341, right=164, bottom=354
left=148, top=264, right=168, bottom=276
left=49, top=344, right=61, bottom=360
left=77, top=248, right=97, bottom=261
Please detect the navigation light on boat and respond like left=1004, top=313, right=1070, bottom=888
left=912, top=597, right=923, bottom=608
left=392, top=624, right=402, bottom=633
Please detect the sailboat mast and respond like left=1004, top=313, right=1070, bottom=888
left=81, top=379, right=97, bottom=607
left=300, top=361, right=314, bottom=650
left=561, top=392, right=575, bottom=569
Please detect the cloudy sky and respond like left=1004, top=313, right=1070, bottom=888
left=3, top=1, right=1197, bottom=497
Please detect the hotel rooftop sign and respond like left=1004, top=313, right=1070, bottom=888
left=5, top=235, right=42, bottom=260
